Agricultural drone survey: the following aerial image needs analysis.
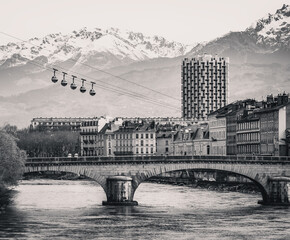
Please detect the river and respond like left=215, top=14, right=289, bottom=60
left=0, top=179, right=289, bottom=240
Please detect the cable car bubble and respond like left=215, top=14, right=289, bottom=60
left=61, top=72, right=68, bottom=86
left=80, top=78, right=86, bottom=93
left=90, top=81, right=96, bottom=96
left=70, top=75, right=77, bottom=90
left=51, top=68, right=58, bottom=83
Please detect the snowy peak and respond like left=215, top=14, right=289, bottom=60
left=104, top=27, right=193, bottom=58
left=246, top=4, right=290, bottom=50
left=0, top=27, right=195, bottom=69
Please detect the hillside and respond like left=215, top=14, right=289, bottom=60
left=0, top=4, right=290, bottom=128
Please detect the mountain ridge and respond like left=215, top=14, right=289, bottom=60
left=0, top=4, right=290, bottom=128
left=0, top=27, right=196, bottom=70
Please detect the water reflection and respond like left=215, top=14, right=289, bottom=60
left=0, top=180, right=289, bottom=240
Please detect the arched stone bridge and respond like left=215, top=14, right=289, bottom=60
left=24, top=155, right=290, bottom=206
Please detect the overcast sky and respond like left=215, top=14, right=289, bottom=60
left=0, top=0, right=288, bottom=45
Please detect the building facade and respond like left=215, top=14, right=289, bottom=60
left=118, top=117, right=204, bottom=126
left=172, top=127, right=196, bottom=155
left=172, top=125, right=210, bottom=156
left=80, top=119, right=98, bottom=156
left=31, top=117, right=96, bottom=131
left=80, top=117, right=109, bottom=156
left=226, top=112, right=238, bottom=155
left=156, top=132, right=172, bottom=156
left=208, top=115, right=227, bottom=155
left=134, top=127, right=156, bottom=156
left=209, top=99, right=261, bottom=156
left=181, top=54, right=229, bottom=120
left=236, top=115, right=260, bottom=155
left=80, top=119, right=157, bottom=157
left=193, top=126, right=211, bottom=155
left=256, top=95, right=290, bottom=156
left=114, top=125, right=135, bottom=156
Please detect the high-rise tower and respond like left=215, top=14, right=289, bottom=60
left=181, top=54, right=229, bottom=120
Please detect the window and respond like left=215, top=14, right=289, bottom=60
left=150, top=133, right=153, bottom=138
left=141, top=140, right=144, bottom=146
left=136, top=134, right=139, bottom=139
left=151, top=148, right=153, bottom=153
left=109, top=149, right=111, bottom=155
left=165, top=140, right=168, bottom=146
left=136, top=148, right=139, bottom=154
left=165, top=147, right=169, bottom=152
left=146, top=134, right=148, bottom=139
left=146, top=148, right=148, bottom=154
left=141, top=148, right=143, bottom=154
left=141, top=134, right=144, bottom=138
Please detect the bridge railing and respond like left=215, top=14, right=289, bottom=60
left=25, top=155, right=290, bottom=164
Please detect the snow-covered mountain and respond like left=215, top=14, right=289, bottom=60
left=186, top=4, right=290, bottom=64
left=246, top=4, right=290, bottom=50
left=0, top=27, right=195, bottom=69
left=1, top=4, right=290, bottom=128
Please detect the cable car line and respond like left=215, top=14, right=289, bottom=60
left=0, top=31, right=181, bottom=111
left=8, top=55, right=180, bottom=111
left=47, top=63, right=181, bottom=110
left=0, top=32, right=180, bottom=111
left=0, top=31, right=180, bottom=101
left=0, top=31, right=181, bottom=110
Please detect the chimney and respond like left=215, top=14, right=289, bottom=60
left=266, top=94, right=274, bottom=104
left=282, top=92, right=289, bottom=104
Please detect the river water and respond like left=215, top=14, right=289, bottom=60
left=0, top=179, right=289, bottom=240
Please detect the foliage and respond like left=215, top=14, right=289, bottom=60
left=1, top=124, right=18, bottom=137
left=17, top=130, right=80, bottom=157
left=0, top=130, right=25, bottom=187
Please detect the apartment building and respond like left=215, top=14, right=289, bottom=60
left=208, top=99, right=261, bottom=156
left=236, top=114, right=260, bottom=155
left=80, top=117, right=108, bottom=156
left=181, top=54, right=229, bottom=120
left=171, top=124, right=210, bottom=156
left=31, top=117, right=95, bottom=131
left=134, top=124, right=156, bottom=156
left=156, top=132, right=172, bottom=156
left=255, top=94, right=290, bottom=156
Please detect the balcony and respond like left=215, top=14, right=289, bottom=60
left=236, top=140, right=260, bottom=145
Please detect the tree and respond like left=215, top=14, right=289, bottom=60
left=2, top=124, right=18, bottom=137
left=0, top=130, right=25, bottom=187
left=17, top=130, right=80, bottom=157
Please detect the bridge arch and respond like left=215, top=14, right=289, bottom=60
left=130, top=163, right=271, bottom=203
left=132, top=168, right=268, bottom=203
left=24, top=166, right=108, bottom=195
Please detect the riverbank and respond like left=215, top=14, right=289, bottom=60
left=0, top=185, right=14, bottom=213
left=146, top=177, right=260, bottom=194
left=23, top=172, right=84, bottom=181
left=23, top=173, right=261, bottom=194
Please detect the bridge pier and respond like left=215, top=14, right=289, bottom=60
left=259, top=178, right=290, bottom=206
left=102, top=176, right=138, bottom=206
